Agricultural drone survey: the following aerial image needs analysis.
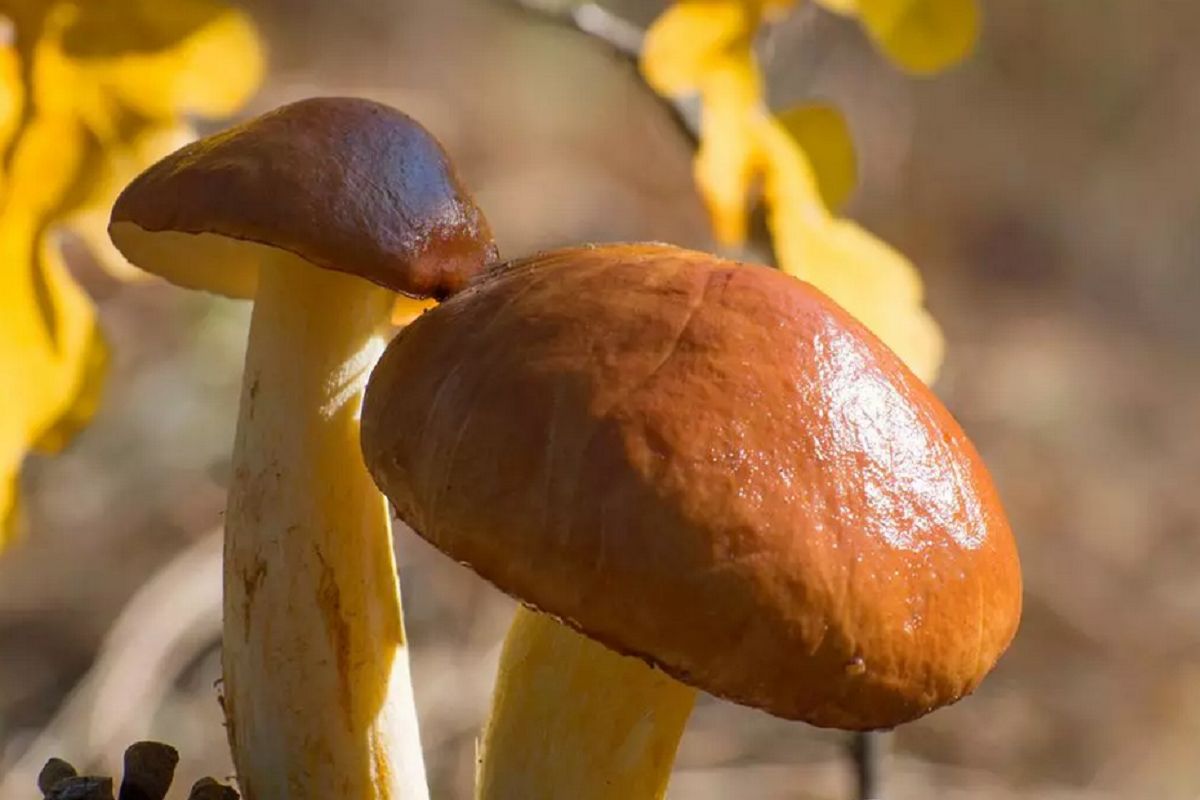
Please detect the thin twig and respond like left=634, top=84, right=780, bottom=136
left=570, top=3, right=644, bottom=58
left=851, top=731, right=887, bottom=800
left=503, top=0, right=700, bottom=140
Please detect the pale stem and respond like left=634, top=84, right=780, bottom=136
left=477, top=606, right=696, bottom=800
left=223, top=256, right=427, bottom=799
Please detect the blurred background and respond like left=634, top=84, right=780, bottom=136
left=3, top=1, right=1198, bottom=797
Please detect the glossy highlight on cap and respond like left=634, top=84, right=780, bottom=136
left=361, top=243, right=1022, bottom=729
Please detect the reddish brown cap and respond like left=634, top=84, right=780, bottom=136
left=361, top=243, right=1022, bottom=730
left=108, top=97, right=497, bottom=299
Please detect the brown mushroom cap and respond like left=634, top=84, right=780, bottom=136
left=360, top=243, right=1022, bottom=730
left=108, top=96, right=497, bottom=299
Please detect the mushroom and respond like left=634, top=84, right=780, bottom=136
left=108, top=97, right=496, bottom=799
left=359, top=244, right=1022, bottom=798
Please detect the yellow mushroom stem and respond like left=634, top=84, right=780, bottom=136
left=223, top=254, right=427, bottom=799
left=477, top=606, right=697, bottom=800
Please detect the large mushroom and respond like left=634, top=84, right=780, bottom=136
left=360, top=244, right=1022, bottom=798
left=108, top=97, right=496, bottom=799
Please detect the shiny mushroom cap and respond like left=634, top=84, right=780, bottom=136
left=360, top=243, right=1022, bottom=730
left=109, top=96, right=497, bottom=299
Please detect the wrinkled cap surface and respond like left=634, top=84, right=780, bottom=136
left=109, top=96, right=497, bottom=299
left=361, top=243, right=1022, bottom=730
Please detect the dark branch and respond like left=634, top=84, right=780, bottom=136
left=851, top=730, right=888, bottom=800
left=502, top=1, right=700, bottom=142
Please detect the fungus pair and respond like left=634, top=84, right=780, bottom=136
left=110, top=98, right=1021, bottom=799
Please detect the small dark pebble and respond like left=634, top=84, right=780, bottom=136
left=38, top=758, right=78, bottom=794
left=46, top=776, right=115, bottom=800
left=38, top=742, right=233, bottom=800
left=187, top=777, right=240, bottom=800
left=118, top=741, right=179, bottom=800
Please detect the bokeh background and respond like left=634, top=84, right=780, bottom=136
left=3, top=1, right=1198, bottom=797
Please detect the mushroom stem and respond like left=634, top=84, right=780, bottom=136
left=223, top=255, right=426, bottom=799
left=478, top=607, right=695, bottom=800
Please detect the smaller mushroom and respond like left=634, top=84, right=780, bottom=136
left=109, top=97, right=496, bottom=799
left=360, top=244, right=1022, bottom=798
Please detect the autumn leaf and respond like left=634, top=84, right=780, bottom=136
left=641, top=0, right=945, bottom=384
left=644, top=0, right=763, bottom=246
left=641, top=0, right=754, bottom=95
left=33, top=0, right=263, bottom=134
left=815, top=0, right=980, bottom=74
left=649, top=0, right=980, bottom=76
left=0, top=31, right=20, bottom=184
left=0, top=110, right=103, bottom=540
left=392, top=296, right=438, bottom=327
left=65, top=124, right=195, bottom=280
left=754, top=114, right=943, bottom=379
left=37, top=0, right=263, bottom=277
left=0, top=0, right=261, bottom=544
left=694, top=56, right=761, bottom=245
left=774, top=102, right=857, bottom=211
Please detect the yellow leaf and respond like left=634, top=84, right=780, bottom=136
left=819, top=0, right=980, bottom=74
left=750, top=113, right=825, bottom=226
left=0, top=36, right=23, bottom=189
left=762, top=0, right=799, bottom=18
left=642, top=1, right=944, bottom=383
left=2, top=486, right=20, bottom=543
left=0, top=226, right=102, bottom=544
left=6, top=113, right=93, bottom=223
left=65, top=123, right=194, bottom=279
left=392, top=296, right=437, bottom=327
left=32, top=321, right=108, bottom=454
left=863, top=0, right=979, bottom=74
left=778, top=216, right=944, bottom=382
left=695, top=55, right=762, bottom=245
left=34, top=0, right=263, bottom=137
left=774, top=102, right=857, bottom=210
left=756, top=115, right=943, bottom=382
left=63, top=206, right=141, bottom=279
left=0, top=0, right=262, bottom=544
left=641, top=0, right=755, bottom=96
left=813, top=0, right=858, bottom=15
